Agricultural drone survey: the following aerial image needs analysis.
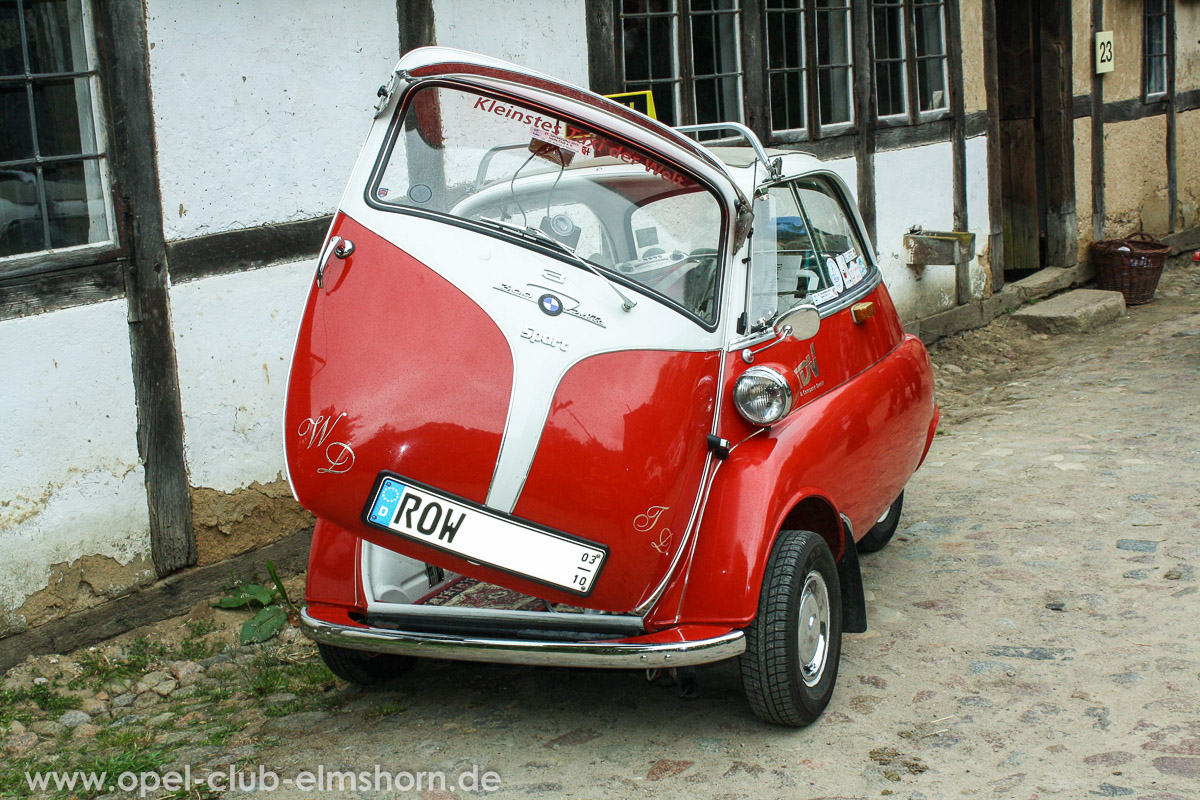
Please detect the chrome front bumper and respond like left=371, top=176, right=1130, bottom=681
left=300, top=609, right=745, bottom=669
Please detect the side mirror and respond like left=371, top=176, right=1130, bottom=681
left=742, top=304, right=821, bottom=364
left=776, top=304, right=820, bottom=341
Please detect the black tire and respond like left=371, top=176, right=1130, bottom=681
left=317, top=644, right=415, bottom=686
left=740, top=530, right=843, bottom=726
left=857, top=492, right=904, bottom=554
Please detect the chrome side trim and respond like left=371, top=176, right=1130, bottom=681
left=301, top=610, right=744, bottom=669
left=365, top=603, right=645, bottom=636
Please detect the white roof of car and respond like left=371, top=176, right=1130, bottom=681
left=705, top=146, right=826, bottom=176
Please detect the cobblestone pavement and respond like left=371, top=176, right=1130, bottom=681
left=4, top=259, right=1199, bottom=799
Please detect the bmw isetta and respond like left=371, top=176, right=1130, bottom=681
left=285, top=47, right=938, bottom=726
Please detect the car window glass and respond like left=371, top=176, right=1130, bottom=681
left=625, top=192, right=722, bottom=319
left=794, top=177, right=870, bottom=305
left=748, top=181, right=833, bottom=329
left=373, top=84, right=726, bottom=324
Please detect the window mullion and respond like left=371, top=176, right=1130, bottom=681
left=679, top=3, right=697, bottom=125
left=804, top=2, right=819, bottom=138
left=904, top=0, right=919, bottom=123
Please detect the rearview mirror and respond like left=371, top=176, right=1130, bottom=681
left=775, top=304, right=820, bottom=341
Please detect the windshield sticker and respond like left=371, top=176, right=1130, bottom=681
left=811, top=286, right=839, bottom=305
left=377, top=187, right=389, bottom=198
left=837, top=248, right=865, bottom=289
left=530, top=126, right=594, bottom=158
left=826, top=258, right=845, bottom=293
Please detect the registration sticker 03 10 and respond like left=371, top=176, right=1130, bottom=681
left=363, top=475, right=607, bottom=596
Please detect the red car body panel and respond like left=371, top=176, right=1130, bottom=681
left=513, top=349, right=720, bottom=610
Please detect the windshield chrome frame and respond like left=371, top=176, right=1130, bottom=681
left=362, top=77, right=732, bottom=332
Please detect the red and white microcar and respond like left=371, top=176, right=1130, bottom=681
left=285, top=48, right=938, bottom=726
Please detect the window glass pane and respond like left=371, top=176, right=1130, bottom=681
left=0, top=167, right=44, bottom=256
left=795, top=177, right=870, bottom=302
left=816, top=2, right=853, bottom=125
left=695, top=75, right=740, bottom=123
left=1146, top=13, right=1166, bottom=55
left=766, top=1, right=804, bottom=133
left=44, top=158, right=104, bottom=248
left=873, top=1, right=906, bottom=117
left=1, top=84, right=34, bottom=160
left=914, top=3, right=946, bottom=57
left=1, top=1, right=23, bottom=75
left=377, top=85, right=726, bottom=322
left=1146, top=56, right=1166, bottom=95
left=24, top=0, right=86, bottom=74
left=917, top=56, right=946, bottom=110
left=816, top=6, right=851, bottom=65
left=690, top=1, right=742, bottom=125
left=876, top=62, right=905, bottom=116
left=769, top=70, right=805, bottom=131
left=817, top=66, right=852, bottom=124
left=649, top=15, right=676, bottom=78
left=763, top=183, right=833, bottom=315
left=33, top=76, right=97, bottom=156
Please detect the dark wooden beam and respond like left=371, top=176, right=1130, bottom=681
left=852, top=0, right=877, bottom=245
left=740, top=0, right=768, bottom=143
left=398, top=0, right=435, bottom=55
left=585, top=0, right=620, bottom=95
left=0, top=261, right=124, bottom=321
left=1091, top=0, right=1105, bottom=242
left=981, top=0, right=1004, bottom=289
left=1038, top=0, right=1077, bottom=270
left=167, top=216, right=332, bottom=283
left=947, top=0, right=969, bottom=304
left=96, top=0, right=194, bottom=576
left=1166, top=0, right=1177, bottom=234
left=0, top=529, right=312, bottom=674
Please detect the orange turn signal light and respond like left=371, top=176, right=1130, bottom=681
left=851, top=301, right=876, bottom=324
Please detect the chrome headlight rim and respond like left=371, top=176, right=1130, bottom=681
left=733, top=366, right=793, bottom=426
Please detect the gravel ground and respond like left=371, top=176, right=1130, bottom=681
left=4, top=257, right=1199, bottom=799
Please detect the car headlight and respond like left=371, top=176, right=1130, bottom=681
left=733, top=367, right=793, bottom=426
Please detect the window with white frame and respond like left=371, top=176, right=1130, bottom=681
left=1143, top=0, right=1168, bottom=98
left=0, top=0, right=115, bottom=262
left=765, top=0, right=806, bottom=133
left=620, top=0, right=743, bottom=128
left=762, top=0, right=854, bottom=137
left=815, top=0, right=854, bottom=127
left=871, top=0, right=948, bottom=121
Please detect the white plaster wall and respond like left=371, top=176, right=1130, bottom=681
left=433, top=0, right=591, bottom=89
left=0, top=301, right=151, bottom=617
left=145, top=0, right=399, bottom=241
left=873, top=141, right=957, bottom=321
left=965, top=135, right=991, bottom=295
left=172, top=260, right=315, bottom=492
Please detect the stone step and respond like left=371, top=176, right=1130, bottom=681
left=1011, top=289, right=1126, bottom=334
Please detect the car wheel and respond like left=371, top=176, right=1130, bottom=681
left=741, top=529, right=842, bottom=726
left=857, top=491, right=904, bottom=554
left=317, top=644, right=416, bottom=686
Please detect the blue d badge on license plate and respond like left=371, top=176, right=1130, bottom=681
left=363, top=475, right=607, bottom=596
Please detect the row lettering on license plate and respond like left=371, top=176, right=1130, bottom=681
left=363, top=475, right=606, bottom=595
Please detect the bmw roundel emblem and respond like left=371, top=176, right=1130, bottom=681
left=538, top=294, right=563, bottom=316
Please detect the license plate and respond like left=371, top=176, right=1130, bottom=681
left=362, top=475, right=607, bottom=596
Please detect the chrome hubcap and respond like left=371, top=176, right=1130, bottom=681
left=878, top=507, right=891, bottom=524
left=796, top=571, right=830, bottom=687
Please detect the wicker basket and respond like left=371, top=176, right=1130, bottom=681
left=1090, top=232, right=1170, bottom=305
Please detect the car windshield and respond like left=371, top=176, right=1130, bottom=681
left=372, top=84, right=725, bottom=323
